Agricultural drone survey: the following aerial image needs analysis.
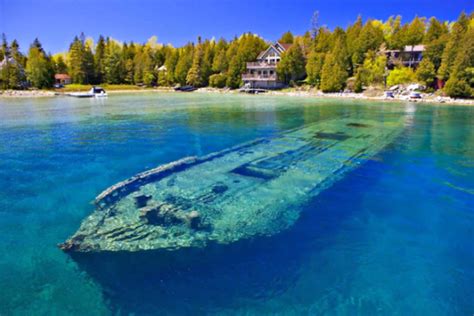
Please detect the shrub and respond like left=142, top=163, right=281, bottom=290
left=386, top=67, right=416, bottom=87
left=209, top=73, right=227, bottom=88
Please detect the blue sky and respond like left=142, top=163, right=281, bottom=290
left=1, top=0, right=472, bottom=53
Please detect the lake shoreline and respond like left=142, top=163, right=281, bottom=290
left=1, top=87, right=473, bottom=106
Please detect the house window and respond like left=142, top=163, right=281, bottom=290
left=258, top=71, right=261, bottom=75
left=270, top=70, right=274, bottom=75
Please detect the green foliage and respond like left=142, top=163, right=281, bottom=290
left=175, top=44, right=193, bottom=85
left=416, top=58, right=436, bottom=86
left=104, top=39, right=125, bottom=84
left=52, top=55, right=68, bottom=74
left=0, top=35, right=26, bottom=89
left=355, top=50, right=387, bottom=88
left=443, top=26, right=474, bottom=98
left=438, top=12, right=470, bottom=80
left=386, top=67, right=416, bottom=86
left=305, top=51, right=325, bottom=87
left=278, top=31, right=294, bottom=44
left=320, top=52, right=347, bottom=92
left=277, top=43, right=306, bottom=84
left=94, top=35, right=106, bottom=83
left=186, top=38, right=205, bottom=87
left=209, top=73, right=227, bottom=88
left=25, top=39, right=53, bottom=88
left=320, top=33, right=349, bottom=92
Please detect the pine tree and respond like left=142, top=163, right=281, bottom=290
left=438, top=13, right=469, bottom=81
left=277, top=43, right=305, bottom=84
left=405, top=16, right=426, bottom=45
left=416, top=58, right=436, bottom=86
left=94, top=35, right=106, bottom=83
left=278, top=31, right=294, bottom=44
left=423, top=18, right=449, bottom=70
left=320, top=52, right=347, bottom=92
left=175, top=44, right=193, bottom=85
left=444, top=27, right=474, bottom=97
left=25, top=38, right=54, bottom=88
left=306, top=51, right=325, bottom=87
left=104, top=38, right=124, bottom=84
left=186, top=37, right=205, bottom=87
left=68, top=36, right=86, bottom=83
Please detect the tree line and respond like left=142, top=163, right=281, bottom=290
left=0, top=11, right=473, bottom=97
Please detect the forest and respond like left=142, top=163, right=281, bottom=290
left=0, top=11, right=473, bottom=97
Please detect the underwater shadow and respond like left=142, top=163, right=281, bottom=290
left=67, top=153, right=392, bottom=315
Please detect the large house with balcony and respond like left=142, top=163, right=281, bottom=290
left=242, top=42, right=291, bottom=89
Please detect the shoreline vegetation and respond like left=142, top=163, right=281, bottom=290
left=1, top=11, right=473, bottom=100
left=1, top=85, right=474, bottom=106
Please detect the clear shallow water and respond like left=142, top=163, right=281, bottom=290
left=0, top=93, right=473, bottom=315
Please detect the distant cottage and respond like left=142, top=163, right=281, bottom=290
left=242, top=42, right=291, bottom=89
left=383, top=45, right=425, bottom=69
left=54, top=74, right=72, bottom=85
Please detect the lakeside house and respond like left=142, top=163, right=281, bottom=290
left=54, top=74, right=72, bottom=85
left=383, top=45, right=425, bottom=69
left=242, top=42, right=291, bottom=89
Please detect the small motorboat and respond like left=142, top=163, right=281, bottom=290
left=408, top=92, right=422, bottom=100
left=174, top=85, right=197, bottom=92
left=68, top=86, right=108, bottom=98
left=383, top=91, right=395, bottom=99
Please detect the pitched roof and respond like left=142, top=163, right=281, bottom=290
left=278, top=42, right=292, bottom=51
left=257, top=42, right=292, bottom=60
left=54, top=74, right=71, bottom=80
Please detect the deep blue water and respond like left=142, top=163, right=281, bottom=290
left=0, top=93, right=473, bottom=315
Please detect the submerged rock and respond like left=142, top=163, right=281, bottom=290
left=60, top=117, right=404, bottom=253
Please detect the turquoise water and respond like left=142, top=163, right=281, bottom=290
left=0, top=93, right=473, bottom=315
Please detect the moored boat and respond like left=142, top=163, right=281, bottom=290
left=68, top=86, right=108, bottom=98
left=60, top=116, right=404, bottom=253
left=174, top=85, right=197, bottom=92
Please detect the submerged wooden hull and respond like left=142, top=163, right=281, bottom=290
left=60, top=117, right=404, bottom=252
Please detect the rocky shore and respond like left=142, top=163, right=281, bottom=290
left=1, top=87, right=473, bottom=106
left=0, top=90, right=57, bottom=98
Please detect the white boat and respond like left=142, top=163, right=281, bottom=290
left=68, top=86, right=108, bottom=98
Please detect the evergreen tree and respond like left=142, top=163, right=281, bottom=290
left=175, top=43, right=194, bottom=85
left=212, top=38, right=229, bottom=74
left=423, top=17, right=449, bottom=70
left=352, top=20, right=384, bottom=68
left=405, top=16, right=426, bottom=45
left=277, top=43, right=306, bottom=84
left=278, top=31, right=294, bottom=44
left=187, top=37, right=205, bottom=86
left=438, top=12, right=469, bottom=81
left=320, top=52, right=347, bottom=92
left=68, top=36, right=86, bottom=83
left=94, top=35, right=106, bottom=83
left=164, top=48, right=179, bottom=84
left=305, top=51, right=325, bottom=87
left=25, top=38, right=54, bottom=88
left=444, top=26, right=474, bottom=97
left=415, top=58, right=436, bottom=86
left=104, top=38, right=125, bottom=84
left=52, top=55, right=68, bottom=74
left=320, top=35, right=349, bottom=92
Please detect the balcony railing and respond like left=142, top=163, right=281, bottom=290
left=242, top=74, right=278, bottom=81
left=246, top=62, right=278, bottom=69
